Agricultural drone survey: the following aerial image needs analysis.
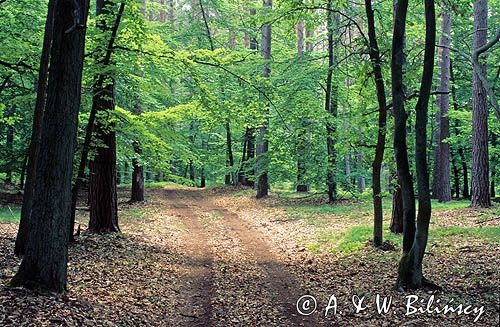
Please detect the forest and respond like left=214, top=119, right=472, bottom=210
left=0, top=0, right=499, bottom=325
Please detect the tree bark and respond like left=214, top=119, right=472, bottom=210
left=365, top=0, right=388, bottom=247
left=392, top=0, right=415, bottom=256
left=70, top=1, right=125, bottom=237
left=470, top=0, right=491, bottom=208
left=131, top=144, right=145, bottom=201
left=10, top=0, right=89, bottom=292
left=296, top=18, right=308, bottom=192
left=390, top=184, right=404, bottom=233
left=396, top=0, right=436, bottom=290
left=256, top=0, right=272, bottom=199
left=225, top=121, right=234, bottom=185
left=88, top=0, right=120, bottom=234
left=325, top=0, right=337, bottom=203
left=435, top=8, right=452, bottom=202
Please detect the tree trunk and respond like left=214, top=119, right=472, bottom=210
left=296, top=18, right=308, bottom=193
left=390, top=184, right=404, bottom=233
left=200, top=138, right=207, bottom=188
left=470, top=0, right=491, bottom=208
left=130, top=2, right=145, bottom=203
left=365, top=0, right=388, bottom=247
left=88, top=0, right=120, bottom=234
left=450, top=59, right=469, bottom=199
left=70, top=1, right=125, bottom=238
left=451, top=153, right=460, bottom=198
left=225, top=121, right=234, bottom=185
left=256, top=0, right=272, bottom=199
left=392, top=0, right=415, bottom=257
left=435, top=8, right=452, bottom=202
left=396, top=0, right=435, bottom=290
left=325, top=0, right=337, bottom=203
left=131, top=146, right=145, bottom=201
left=10, top=0, right=89, bottom=292
left=491, top=132, right=497, bottom=198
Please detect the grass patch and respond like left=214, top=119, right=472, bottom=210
left=0, top=207, right=20, bottom=223
left=432, top=226, right=500, bottom=242
left=120, top=208, right=148, bottom=222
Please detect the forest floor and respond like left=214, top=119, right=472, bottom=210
left=0, top=185, right=499, bottom=326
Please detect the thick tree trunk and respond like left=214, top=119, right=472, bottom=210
left=435, top=9, right=452, bottom=202
left=396, top=0, right=435, bottom=290
left=131, top=144, right=145, bottom=201
left=470, top=0, right=491, bottom=208
left=70, top=1, right=125, bottom=238
left=325, top=0, right=337, bottom=203
left=256, top=0, right=272, bottom=199
left=88, top=0, right=120, bottom=234
left=365, top=0, right=388, bottom=247
left=10, top=0, right=89, bottom=292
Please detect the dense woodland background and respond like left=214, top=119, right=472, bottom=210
left=0, top=0, right=499, bottom=325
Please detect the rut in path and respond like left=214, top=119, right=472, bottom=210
left=164, top=187, right=318, bottom=326
left=165, top=190, right=215, bottom=327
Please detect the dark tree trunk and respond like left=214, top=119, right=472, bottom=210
left=10, top=0, right=89, bottom=292
left=239, top=128, right=255, bottom=187
left=88, top=0, right=121, bottom=234
left=396, top=0, right=436, bottom=290
left=389, top=0, right=405, bottom=236
left=392, top=0, right=416, bottom=256
left=390, top=184, right=404, bottom=233
left=130, top=2, right=146, bottom=202
left=237, top=129, right=248, bottom=185
left=451, top=154, right=460, bottom=199
left=491, top=132, right=497, bottom=198
left=325, top=0, right=337, bottom=203
left=296, top=121, right=309, bottom=192
left=296, top=18, right=308, bottom=193
left=189, top=159, right=195, bottom=183
left=225, top=121, right=234, bottom=185
left=131, top=147, right=145, bottom=201
left=470, top=0, right=491, bottom=208
left=200, top=138, right=207, bottom=188
left=69, top=1, right=125, bottom=238
left=256, top=0, right=272, bottom=199
left=365, top=0, right=388, bottom=247
left=435, top=8, right=452, bottom=202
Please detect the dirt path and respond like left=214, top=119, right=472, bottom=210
left=164, top=189, right=215, bottom=326
left=163, top=187, right=317, bottom=326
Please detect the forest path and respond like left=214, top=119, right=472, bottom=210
left=163, top=187, right=317, bottom=326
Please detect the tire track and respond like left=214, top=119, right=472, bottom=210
left=164, top=189, right=214, bottom=327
